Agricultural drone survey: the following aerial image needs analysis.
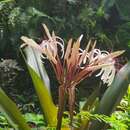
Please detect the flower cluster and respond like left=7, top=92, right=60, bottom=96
left=21, top=24, right=124, bottom=87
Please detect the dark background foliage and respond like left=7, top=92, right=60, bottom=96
left=0, top=0, right=130, bottom=112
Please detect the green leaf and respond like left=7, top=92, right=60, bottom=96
left=0, top=88, right=31, bottom=130
left=24, top=113, right=45, bottom=126
left=82, top=85, right=100, bottom=111
left=89, top=61, right=130, bottom=130
left=24, top=46, right=50, bottom=92
left=22, top=46, right=57, bottom=126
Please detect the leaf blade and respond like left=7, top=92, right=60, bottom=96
left=89, top=62, right=130, bottom=130
left=0, top=88, right=31, bottom=130
left=22, top=46, right=57, bottom=125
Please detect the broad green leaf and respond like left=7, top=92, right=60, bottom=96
left=89, top=61, right=130, bottom=130
left=22, top=46, right=57, bottom=126
left=0, top=88, right=31, bottom=130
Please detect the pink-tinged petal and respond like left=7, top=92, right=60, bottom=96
left=64, top=39, right=72, bottom=60
left=44, top=47, right=57, bottom=64
left=68, top=37, right=83, bottom=78
left=70, top=37, right=81, bottom=66
left=78, top=40, right=96, bottom=67
left=51, top=32, right=64, bottom=58
left=78, top=50, right=89, bottom=67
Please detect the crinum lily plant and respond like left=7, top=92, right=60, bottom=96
left=21, top=24, right=124, bottom=130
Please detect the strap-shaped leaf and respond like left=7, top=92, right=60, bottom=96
left=89, top=61, right=130, bottom=130
left=24, top=46, right=50, bottom=92
left=22, top=46, right=57, bottom=125
left=0, top=88, right=31, bottom=130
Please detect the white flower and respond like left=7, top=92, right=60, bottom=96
left=95, top=51, right=116, bottom=86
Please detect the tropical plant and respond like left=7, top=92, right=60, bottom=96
left=21, top=24, right=126, bottom=129
left=1, top=1, right=130, bottom=111
left=0, top=24, right=130, bottom=130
